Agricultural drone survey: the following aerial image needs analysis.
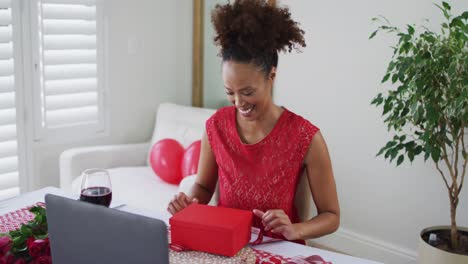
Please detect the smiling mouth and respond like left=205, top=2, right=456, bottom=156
left=238, top=106, right=255, bottom=116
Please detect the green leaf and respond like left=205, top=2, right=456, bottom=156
left=414, top=109, right=420, bottom=122
left=404, top=141, right=415, bottom=148
left=35, top=234, right=48, bottom=240
left=369, top=30, right=378, bottom=39
left=431, top=148, right=441, bottom=162
left=442, top=2, right=451, bottom=11
left=376, top=146, right=386, bottom=156
left=383, top=101, right=392, bottom=115
left=400, top=107, right=410, bottom=117
left=387, top=61, right=396, bottom=72
left=384, top=149, right=392, bottom=159
left=398, top=72, right=405, bottom=83
left=371, top=94, right=384, bottom=106
left=396, top=143, right=404, bottom=150
left=390, top=149, right=398, bottom=161
left=408, top=151, right=415, bottom=162
left=449, top=18, right=464, bottom=29
left=20, top=225, right=31, bottom=238
left=422, top=51, right=432, bottom=59
left=12, top=236, right=25, bottom=248
left=392, top=73, right=399, bottom=84
left=407, top=25, right=415, bottom=35
left=414, top=146, right=423, bottom=155
left=30, top=206, right=45, bottom=215
left=448, top=61, right=457, bottom=76
left=15, top=246, right=28, bottom=253
left=427, top=104, right=438, bottom=122
left=381, top=73, right=391, bottom=83
left=416, top=105, right=424, bottom=122
left=435, top=3, right=451, bottom=20
left=462, top=11, right=468, bottom=20
left=396, top=155, right=404, bottom=166
left=10, top=230, right=20, bottom=237
left=424, top=151, right=430, bottom=161
left=380, top=141, right=398, bottom=156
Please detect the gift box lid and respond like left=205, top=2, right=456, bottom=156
left=170, top=204, right=252, bottom=232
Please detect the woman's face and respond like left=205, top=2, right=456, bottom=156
left=222, top=61, right=275, bottom=121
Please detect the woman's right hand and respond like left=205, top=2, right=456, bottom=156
left=167, top=192, right=199, bottom=215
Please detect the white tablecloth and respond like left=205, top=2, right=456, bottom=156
left=0, top=187, right=382, bottom=264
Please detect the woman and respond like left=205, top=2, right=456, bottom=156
left=167, top=0, right=339, bottom=243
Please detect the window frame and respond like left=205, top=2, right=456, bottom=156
left=27, top=0, right=109, bottom=143
left=9, top=0, right=30, bottom=193
left=0, top=0, right=109, bottom=196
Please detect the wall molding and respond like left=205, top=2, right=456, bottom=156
left=311, top=227, right=417, bottom=264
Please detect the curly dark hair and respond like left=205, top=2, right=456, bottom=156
left=211, top=0, right=306, bottom=77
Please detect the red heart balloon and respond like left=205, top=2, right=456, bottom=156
left=181, top=140, right=202, bottom=178
left=150, top=139, right=184, bottom=185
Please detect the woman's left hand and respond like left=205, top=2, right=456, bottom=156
left=253, top=209, right=301, bottom=241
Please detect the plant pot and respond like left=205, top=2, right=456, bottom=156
left=418, top=226, right=468, bottom=264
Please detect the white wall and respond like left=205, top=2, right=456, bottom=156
left=271, top=1, right=467, bottom=263
left=32, top=0, right=193, bottom=188
left=176, top=0, right=194, bottom=106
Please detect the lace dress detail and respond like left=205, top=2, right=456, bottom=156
left=206, top=106, right=319, bottom=240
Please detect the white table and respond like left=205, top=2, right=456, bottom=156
left=0, top=187, right=382, bottom=264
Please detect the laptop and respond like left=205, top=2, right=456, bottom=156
left=45, top=194, right=169, bottom=264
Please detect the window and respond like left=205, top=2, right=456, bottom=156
left=0, top=0, right=107, bottom=198
left=31, top=0, right=106, bottom=140
left=0, top=0, right=19, bottom=199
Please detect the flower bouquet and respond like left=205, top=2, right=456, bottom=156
left=0, top=206, right=51, bottom=264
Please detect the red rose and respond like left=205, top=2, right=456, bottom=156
left=43, top=238, right=50, bottom=256
left=0, top=255, right=15, bottom=264
left=26, top=238, right=48, bottom=258
left=13, top=259, right=25, bottom=264
left=34, top=256, right=51, bottom=264
left=0, top=237, right=11, bottom=256
left=6, top=255, right=15, bottom=264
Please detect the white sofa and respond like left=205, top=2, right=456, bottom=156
left=60, top=103, right=314, bottom=221
left=59, top=103, right=216, bottom=213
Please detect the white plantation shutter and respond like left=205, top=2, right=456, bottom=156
left=0, top=0, right=19, bottom=199
left=33, top=0, right=105, bottom=135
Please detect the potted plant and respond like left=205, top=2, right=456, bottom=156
left=370, top=1, right=467, bottom=263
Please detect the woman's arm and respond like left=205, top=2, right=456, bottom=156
left=294, top=131, right=340, bottom=239
left=188, top=131, right=219, bottom=204
left=255, top=131, right=340, bottom=240
left=167, top=131, right=219, bottom=214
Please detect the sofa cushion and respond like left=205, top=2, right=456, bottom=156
left=72, top=166, right=179, bottom=212
left=148, top=103, right=215, bottom=166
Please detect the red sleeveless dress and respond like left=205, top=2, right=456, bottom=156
left=206, top=106, right=319, bottom=242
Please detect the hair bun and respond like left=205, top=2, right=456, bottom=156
left=266, top=0, right=276, bottom=7
left=211, top=0, right=306, bottom=58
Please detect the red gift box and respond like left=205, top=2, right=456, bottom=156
left=169, top=203, right=253, bottom=257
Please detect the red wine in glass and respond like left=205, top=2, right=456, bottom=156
left=80, top=186, right=112, bottom=207
left=80, top=169, right=112, bottom=207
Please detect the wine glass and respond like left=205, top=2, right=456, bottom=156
left=79, top=168, right=112, bottom=207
